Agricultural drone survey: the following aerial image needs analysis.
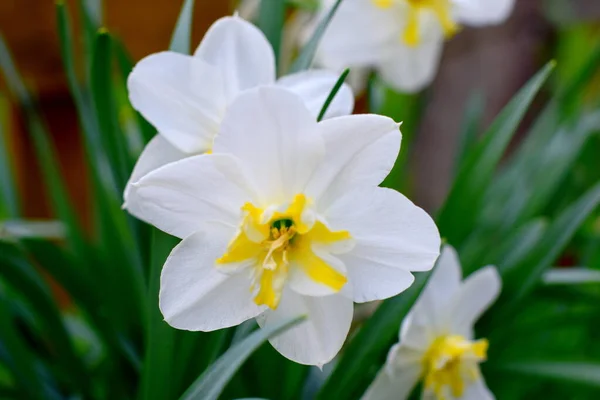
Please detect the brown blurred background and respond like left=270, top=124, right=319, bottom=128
left=1, top=0, right=599, bottom=221
left=0, top=0, right=230, bottom=227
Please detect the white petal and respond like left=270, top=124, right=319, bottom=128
left=127, top=52, right=225, bottom=153
left=306, top=114, right=401, bottom=209
left=363, top=345, right=421, bottom=400
left=316, top=0, right=399, bottom=70
left=213, top=86, right=324, bottom=205
left=407, top=245, right=462, bottom=328
left=276, top=70, right=354, bottom=119
left=194, top=16, right=275, bottom=102
left=130, top=154, right=257, bottom=238
left=398, top=246, right=462, bottom=344
left=454, top=0, right=515, bottom=26
left=462, top=376, right=495, bottom=400
left=256, top=290, right=353, bottom=366
left=326, top=187, right=440, bottom=303
left=448, top=266, right=501, bottom=336
left=160, top=230, right=265, bottom=331
left=123, top=134, right=187, bottom=212
left=377, top=35, right=444, bottom=93
left=399, top=311, right=434, bottom=350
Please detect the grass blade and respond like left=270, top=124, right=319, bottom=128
left=0, top=96, right=19, bottom=218
left=91, top=29, right=130, bottom=188
left=170, top=0, right=196, bottom=53
left=543, top=268, right=600, bottom=285
left=496, top=361, right=600, bottom=388
left=140, top=230, right=180, bottom=400
left=180, top=315, right=305, bottom=400
left=317, top=68, right=349, bottom=121
left=289, top=0, right=344, bottom=72
left=0, top=243, right=91, bottom=396
left=454, top=91, right=484, bottom=179
left=510, top=182, right=600, bottom=302
left=437, top=62, right=555, bottom=246
left=0, top=35, right=88, bottom=258
left=258, top=0, right=287, bottom=70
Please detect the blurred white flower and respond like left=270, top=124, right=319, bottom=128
left=124, top=15, right=354, bottom=211
left=129, top=86, right=440, bottom=366
left=316, top=0, right=515, bottom=92
left=363, top=245, right=501, bottom=400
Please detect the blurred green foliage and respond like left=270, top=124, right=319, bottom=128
left=0, top=1, right=599, bottom=399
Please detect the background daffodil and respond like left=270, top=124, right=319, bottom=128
left=363, top=245, right=501, bottom=400
left=315, top=0, right=515, bottom=92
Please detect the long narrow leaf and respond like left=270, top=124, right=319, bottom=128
left=258, top=0, right=286, bottom=69
left=437, top=62, right=555, bottom=246
left=140, top=230, right=180, bottom=400
left=0, top=243, right=91, bottom=396
left=0, top=97, right=19, bottom=217
left=289, top=0, right=344, bottom=72
left=0, top=35, right=88, bottom=257
left=543, top=268, right=600, bottom=285
left=170, top=0, right=196, bottom=54
left=180, top=315, right=305, bottom=400
left=496, top=361, right=600, bottom=388
left=317, top=68, right=349, bottom=121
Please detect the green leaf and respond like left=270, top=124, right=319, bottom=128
left=140, top=229, right=180, bottom=400
left=437, top=62, right=555, bottom=246
left=91, top=29, right=130, bottom=188
left=317, top=271, right=432, bottom=400
left=0, top=220, right=65, bottom=240
left=482, top=111, right=599, bottom=233
left=180, top=315, right=305, bottom=400
left=454, top=91, right=484, bottom=179
left=0, top=243, right=91, bottom=396
left=543, top=268, right=600, bottom=285
left=510, top=182, right=600, bottom=302
left=289, top=0, right=344, bottom=72
left=0, top=95, right=19, bottom=218
left=0, top=35, right=88, bottom=258
left=19, top=239, right=138, bottom=370
left=258, top=0, right=286, bottom=70
left=496, top=361, right=600, bottom=388
left=0, top=296, right=48, bottom=399
left=482, top=182, right=600, bottom=332
left=317, top=68, right=350, bottom=121
left=170, top=0, right=196, bottom=54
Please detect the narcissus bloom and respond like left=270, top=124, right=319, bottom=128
left=124, top=15, right=353, bottom=211
left=128, top=87, right=440, bottom=366
left=363, top=245, right=501, bottom=400
left=316, top=0, right=515, bottom=92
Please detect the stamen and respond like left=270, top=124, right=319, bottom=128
left=431, top=0, right=459, bottom=38
left=422, top=335, right=488, bottom=399
left=403, top=5, right=420, bottom=47
left=373, top=0, right=394, bottom=8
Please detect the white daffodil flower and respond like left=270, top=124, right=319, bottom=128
left=363, top=245, right=501, bottom=400
left=316, top=0, right=515, bottom=92
left=128, top=86, right=440, bottom=366
left=123, top=15, right=354, bottom=211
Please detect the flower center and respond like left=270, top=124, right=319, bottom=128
left=216, top=194, right=351, bottom=309
left=372, top=0, right=459, bottom=47
left=422, top=335, right=489, bottom=399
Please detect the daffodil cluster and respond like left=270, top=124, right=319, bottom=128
left=124, top=15, right=441, bottom=366
left=316, top=0, right=515, bottom=92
